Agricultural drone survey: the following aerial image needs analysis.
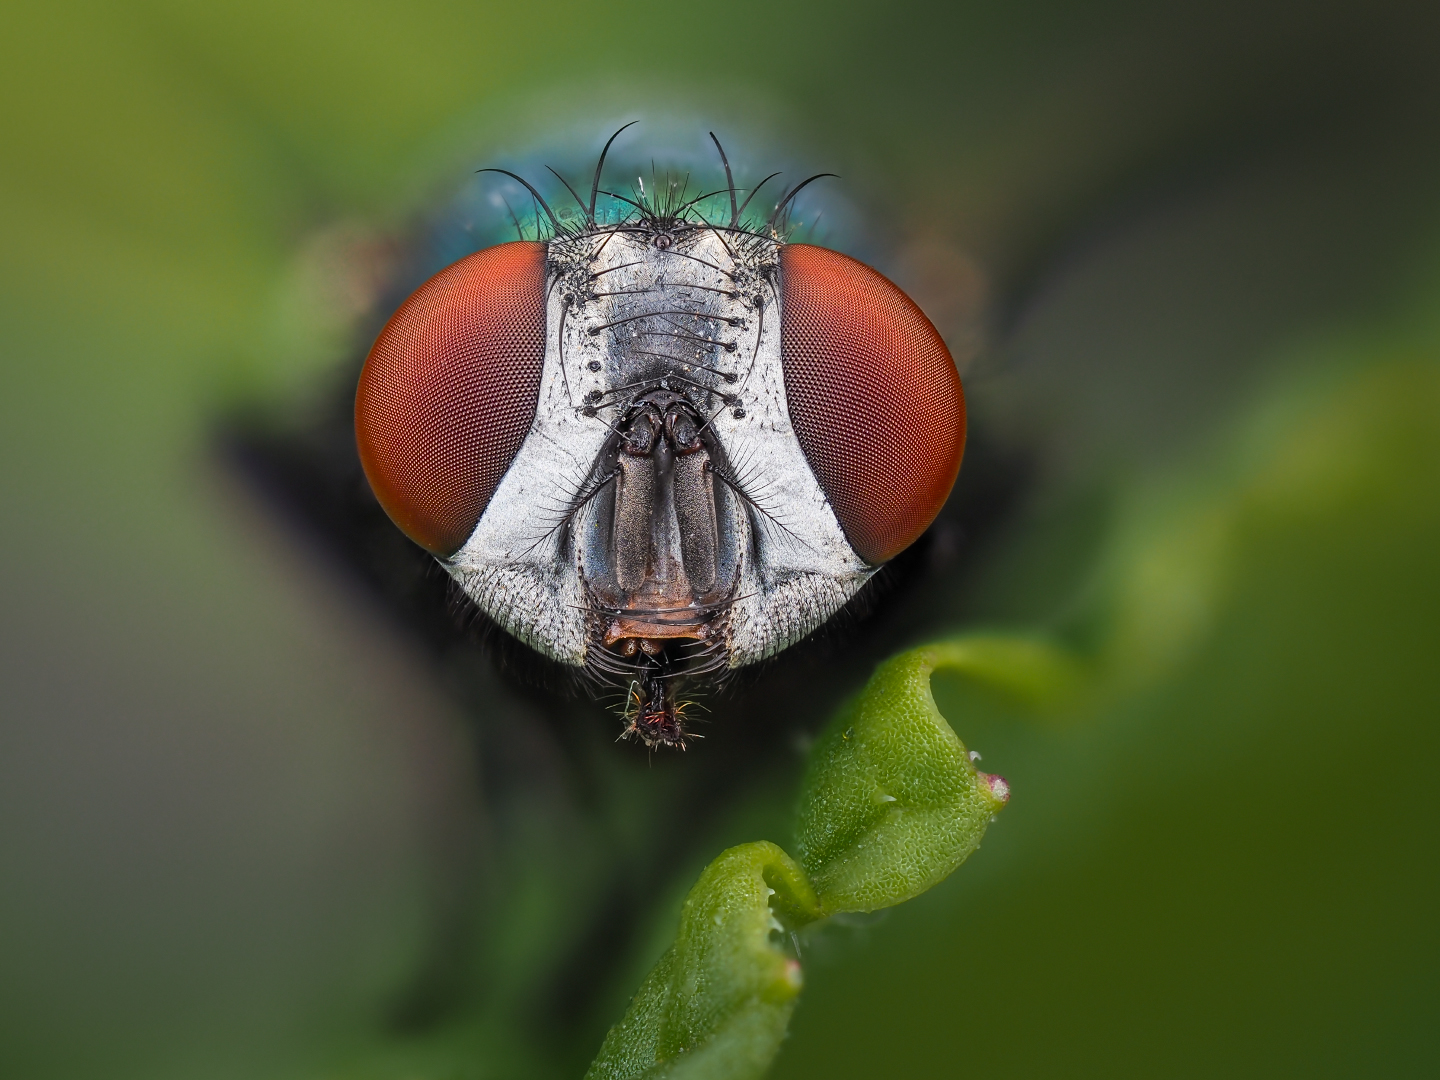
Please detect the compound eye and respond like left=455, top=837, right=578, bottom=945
left=355, top=241, right=547, bottom=556
left=780, top=244, right=965, bottom=564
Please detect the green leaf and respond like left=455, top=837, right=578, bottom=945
left=585, top=842, right=821, bottom=1080
left=794, top=638, right=1041, bottom=913
left=587, top=635, right=1057, bottom=1078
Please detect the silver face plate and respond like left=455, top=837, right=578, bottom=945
left=445, top=226, right=873, bottom=672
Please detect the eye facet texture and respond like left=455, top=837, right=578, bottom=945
left=779, top=244, right=966, bottom=565
left=356, top=241, right=547, bottom=556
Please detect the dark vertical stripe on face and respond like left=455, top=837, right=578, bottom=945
left=673, top=451, right=718, bottom=595
left=614, top=454, right=655, bottom=592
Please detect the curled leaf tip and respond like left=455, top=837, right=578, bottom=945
left=982, top=772, right=1010, bottom=806
left=795, top=643, right=1013, bottom=913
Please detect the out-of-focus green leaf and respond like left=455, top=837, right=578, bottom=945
left=585, top=842, right=820, bottom=1080
left=794, top=639, right=1040, bottom=913
left=923, top=635, right=1086, bottom=708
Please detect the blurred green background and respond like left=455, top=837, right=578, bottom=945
left=3, top=1, right=1438, bottom=1077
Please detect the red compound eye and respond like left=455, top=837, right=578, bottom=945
left=780, top=244, right=966, bottom=564
left=356, top=241, right=547, bottom=556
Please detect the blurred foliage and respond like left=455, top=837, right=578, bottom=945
left=3, top=2, right=1439, bottom=1079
